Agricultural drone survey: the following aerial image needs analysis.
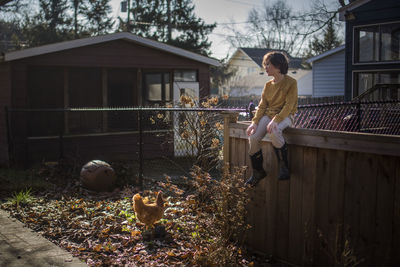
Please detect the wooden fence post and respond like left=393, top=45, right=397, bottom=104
left=222, top=112, right=238, bottom=164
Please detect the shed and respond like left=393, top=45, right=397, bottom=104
left=0, top=32, right=220, bottom=166
left=307, top=45, right=345, bottom=97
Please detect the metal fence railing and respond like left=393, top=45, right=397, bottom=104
left=5, top=100, right=400, bottom=187
left=5, top=106, right=246, bottom=188
left=294, top=100, right=400, bottom=135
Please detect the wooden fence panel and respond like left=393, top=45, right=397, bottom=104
left=242, top=137, right=249, bottom=179
left=250, top=143, right=267, bottom=251
left=288, top=145, right=304, bottom=264
left=265, top=143, right=279, bottom=255
left=259, top=142, right=272, bottom=252
left=226, top=122, right=400, bottom=266
left=344, top=152, right=377, bottom=265
left=358, top=153, right=378, bottom=265
left=301, top=147, right=317, bottom=266
left=314, top=148, right=332, bottom=266
left=276, top=176, right=290, bottom=260
left=229, top=138, right=239, bottom=167
left=327, top=149, right=345, bottom=265
left=374, top=155, right=396, bottom=265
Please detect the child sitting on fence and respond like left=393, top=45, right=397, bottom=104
left=245, top=51, right=298, bottom=186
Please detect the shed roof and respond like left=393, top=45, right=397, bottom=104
left=306, top=44, right=345, bottom=63
left=236, top=47, right=305, bottom=69
left=2, top=32, right=221, bottom=66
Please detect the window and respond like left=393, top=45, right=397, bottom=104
left=247, top=67, right=257, bottom=75
left=174, top=70, right=197, bottom=82
left=381, top=24, right=400, bottom=61
left=354, top=71, right=400, bottom=99
left=144, top=72, right=171, bottom=103
left=354, top=22, right=400, bottom=63
left=357, top=26, right=379, bottom=62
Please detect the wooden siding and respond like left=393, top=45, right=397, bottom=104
left=0, top=63, right=11, bottom=165
left=13, top=40, right=210, bottom=97
left=312, top=50, right=345, bottom=97
left=226, top=121, right=400, bottom=266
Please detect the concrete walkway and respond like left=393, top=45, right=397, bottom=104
left=0, top=209, right=87, bottom=267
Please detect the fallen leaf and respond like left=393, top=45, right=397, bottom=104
left=93, top=244, right=102, bottom=252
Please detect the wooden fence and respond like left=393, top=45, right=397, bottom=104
left=223, top=115, right=400, bottom=266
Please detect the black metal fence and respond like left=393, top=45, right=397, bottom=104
left=295, top=100, right=400, bottom=135
left=5, top=106, right=246, bottom=187
left=5, top=100, right=400, bottom=187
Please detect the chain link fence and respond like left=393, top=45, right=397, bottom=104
left=6, top=105, right=246, bottom=186
left=295, top=100, right=400, bottom=135
left=5, top=99, right=400, bottom=186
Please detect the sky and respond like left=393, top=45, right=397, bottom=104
left=110, top=0, right=338, bottom=60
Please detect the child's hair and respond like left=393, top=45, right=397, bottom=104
left=262, top=51, right=289, bottom=74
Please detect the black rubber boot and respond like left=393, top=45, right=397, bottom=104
left=273, top=143, right=290, bottom=180
left=245, top=150, right=267, bottom=187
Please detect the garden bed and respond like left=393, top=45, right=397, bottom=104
left=0, top=162, right=268, bottom=266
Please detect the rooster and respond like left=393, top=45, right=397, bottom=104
left=132, top=191, right=165, bottom=229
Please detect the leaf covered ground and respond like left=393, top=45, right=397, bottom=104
left=0, top=163, right=268, bottom=266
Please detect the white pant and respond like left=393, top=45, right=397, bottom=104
left=248, top=115, right=293, bottom=155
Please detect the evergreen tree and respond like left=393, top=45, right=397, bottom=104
left=39, top=0, right=71, bottom=33
left=305, top=20, right=343, bottom=58
left=21, top=0, right=73, bottom=46
left=82, top=0, right=114, bottom=35
left=0, top=20, right=24, bottom=52
left=118, top=0, right=216, bottom=56
left=70, top=0, right=84, bottom=38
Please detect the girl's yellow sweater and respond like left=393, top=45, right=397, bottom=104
left=252, top=75, right=298, bottom=124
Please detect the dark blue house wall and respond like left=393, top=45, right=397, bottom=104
left=344, top=0, right=400, bottom=100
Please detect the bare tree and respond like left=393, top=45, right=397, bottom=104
left=224, top=0, right=343, bottom=56
left=0, top=0, right=13, bottom=6
left=225, top=0, right=301, bottom=54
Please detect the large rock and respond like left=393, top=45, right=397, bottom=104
left=80, top=160, right=116, bottom=192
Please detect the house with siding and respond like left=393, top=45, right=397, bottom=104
left=0, top=32, right=220, bottom=166
left=339, top=0, right=400, bottom=101
left=222, top=48, right=312, bottom=98
left=306, top=45, right=345, bottom=97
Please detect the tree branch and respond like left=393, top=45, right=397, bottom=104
left=0, top=0, right=13, bottom=6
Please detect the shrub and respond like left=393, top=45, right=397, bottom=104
left=188, top=163, right=251, bottom=266
left=174, top=96, right=224, bottom=173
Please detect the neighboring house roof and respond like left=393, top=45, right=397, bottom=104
left=306, top=45, right=345, bottom=63
left=2, top=32, right=221, bottom=66
left=235, top=47, right=305, bottom=69
left=338, top=0, right=372, bottom=21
